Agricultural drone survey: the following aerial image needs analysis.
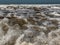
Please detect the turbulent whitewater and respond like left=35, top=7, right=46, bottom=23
left=0, top=5, right=60, bottom=45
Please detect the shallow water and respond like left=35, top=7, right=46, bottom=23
left=0, top=5, right=60, bottom=45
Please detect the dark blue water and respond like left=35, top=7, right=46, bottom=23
left=0, top=0, right=60, bottom=4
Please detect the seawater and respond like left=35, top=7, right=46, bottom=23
left=0, top=0, right=60, bottom=4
